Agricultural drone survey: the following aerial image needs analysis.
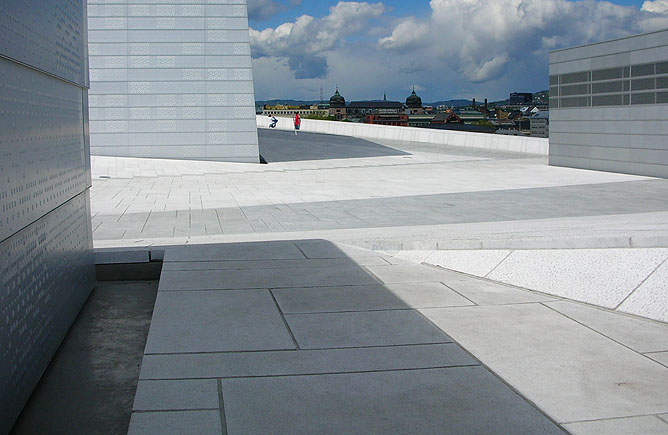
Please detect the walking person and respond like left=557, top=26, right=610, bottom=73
left=293, top=112, right=301, bottom=135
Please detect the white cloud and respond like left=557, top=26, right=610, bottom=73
left=250, top=0, right=668, bottom=100
left=250, top=2, right=385, bottom=78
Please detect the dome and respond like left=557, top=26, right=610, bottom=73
left=329, top=88, right=346, bottom=108
left=406, top=87, right=422, bottom=108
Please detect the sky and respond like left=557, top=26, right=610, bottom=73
left=247, top=0, right=668, bottom=102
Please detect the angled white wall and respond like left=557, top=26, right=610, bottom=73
left=87, top=0, right=259, bottom=162
left=0, top=1, right=95, bottom=432
left=549, top=30, right=668, bottom=178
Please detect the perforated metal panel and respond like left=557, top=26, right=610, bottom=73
left=0, top=193, right=95, bottom=432
left=0, top=1, right=94, bottom=432
left=0, top=57, right=89, bottom=241
left=87, top=0, right=259, bottom=162
left=0, top=0, right=87, bottom=86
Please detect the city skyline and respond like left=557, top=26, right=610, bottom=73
left=248, top=0, right=668, bottom=101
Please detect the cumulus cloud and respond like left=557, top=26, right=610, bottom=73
left=250, top=2, right=385, bottom=79
left=378, top=0, right=668, bottom=83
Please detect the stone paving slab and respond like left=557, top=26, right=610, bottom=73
left=364, top=264, right=557, bottom=305
left=144, top=290, right=296, bottom=354
left=139, top=344, right=476, bottom=380
left=158, top=265, right=380, bottom=291
left=273, top=282, right=473, bottom=313
left=562, top=415, right=668, bottom=435
left=220, top=367, right=564, bottom=435
left=285, top=310, right=452, bottom=349
left=133, top=380, right=219, bottom=411
left=163, top=240, right=305, bottom=262
left=422, top=303, right=668, bottom=423
left=128, top=410, right=222, bottom=435
left=160, top=256, right=389, bottom=271
left=545, top=300, right=668, bottom=353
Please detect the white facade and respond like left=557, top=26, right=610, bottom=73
left=87, top=0, right=259, bottom=162
left=549, top=30, right=668, bottom=178
left=0, top=2, right=96, bottom=431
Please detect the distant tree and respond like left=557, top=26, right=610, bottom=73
left=471, top=120, right=495, bottom=129
left=304, top=113, right=336, bottom=121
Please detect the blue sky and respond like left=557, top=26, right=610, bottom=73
left=247, top=0, right=668, bottom=102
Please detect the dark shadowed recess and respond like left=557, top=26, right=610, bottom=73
left=10, top=280, right=159, bottom=435
left=258, top=128, right=410, bottom=162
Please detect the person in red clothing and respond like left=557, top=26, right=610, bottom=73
left=293, top=113, right=301, bottom=135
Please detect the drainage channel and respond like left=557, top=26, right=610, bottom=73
left=10, top=259, right=162, bottom=435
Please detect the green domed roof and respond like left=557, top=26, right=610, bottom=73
left=329, top=88, right=346, bottom=107
left=406, top=87, right=422, bottom=108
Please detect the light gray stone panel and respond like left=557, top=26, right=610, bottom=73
left=139, top=344, right=476, bottom=380
left=563, top=415, right=668, bottom=435
left=164, top=240, right=305, bottom=262
left=88, top=0, right=259, bottom=162
left=285, top=310, right=452, bottom=349
left=221, top=367, right=564, bottom=434
left=144, top=289, right=296, bottom=353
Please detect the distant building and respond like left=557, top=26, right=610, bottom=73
left=262, top=104, right=329, bottom=118
left=328, top=88, right=347, bottom=120
left=405, top=87, right=424, bottom=115
left=365, top=114, right=409, bottom=126
left=431, top=111, right=463, bottom=124
left=530, top=111, right=549, bottom=138
left=510, top=92, right=534, bottom=105
left=347, top=95, right=404, bottom=121
left=407, top=114, right=434, bottom=127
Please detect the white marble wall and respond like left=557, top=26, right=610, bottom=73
left=549, top=30, right=668, bottom=178
left=88, top=0, right=259, bottom=162
left=0, top=1, right=95, bottom=432
left=257, top=116, right=549, bottom=155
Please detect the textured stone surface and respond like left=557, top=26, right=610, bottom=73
left=424, top=249, right=512, bottom=277
left=488, top=248, right=668, bottom=308
left=619, top=260, right=668, bottom=322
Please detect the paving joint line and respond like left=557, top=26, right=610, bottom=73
left=483, top=250, right=515, bottom=278
left=540, top=302, right=668, bottom=364
left=438, top=282, right=478, bottom=306
left=269, top=289, right=301, bottom=350
left=560, top=411, right=668, bottom=425
left=614, top=256, right=668, bottom=310
left=217, top=379, right=228, bottom=435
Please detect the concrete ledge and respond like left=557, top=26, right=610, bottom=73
left=392, top=248, right=668, bottom=323
left=257, top=115, right=548, bottom=156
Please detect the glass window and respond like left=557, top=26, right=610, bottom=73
left=632, top=78, right=655, bottom=91
left=560, top=71, right=590, bottom=84
left=592, top=81, right=623, bottom=94
left=549, top=75, right=559, bottom=86
left=623, top=66, right=630, bottom=78
left=560, top=96, right=590, bottom=107
left=656, top=77, right=668, bottom=89
left=549, top=98, right=560, bottom=109
left=656, top=61, right=668, bottom=75
left=623, top=94, right=630, bottom=105
left=592, top=94, right=622, bottom=106
left=592, top=67, right=624, bottom=81
left=549, top=86, right=559, bottom=97
left=631, top=92, right=655, bottom=105
left=560, top=83, right=590, bottom=96
left=631, top=63, right=655, bottom=77
left=657, top=92, right=668, bottom=104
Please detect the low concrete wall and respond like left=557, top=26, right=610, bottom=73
left=257, top=115, right=548, bottom=156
